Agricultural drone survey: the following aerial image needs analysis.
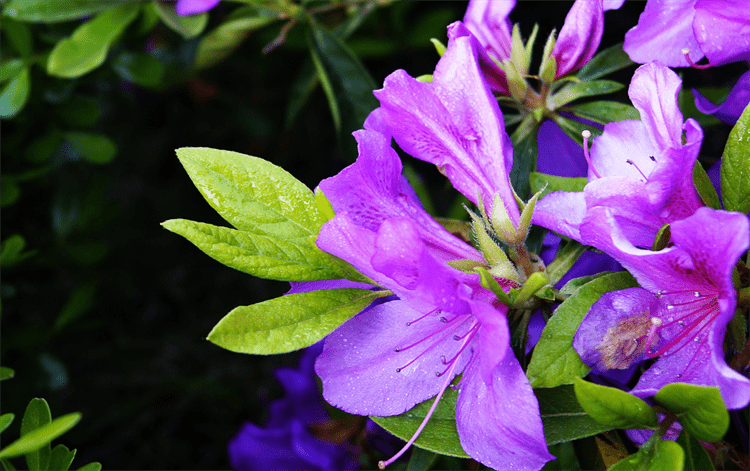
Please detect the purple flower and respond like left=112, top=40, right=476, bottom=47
left=313, top=31, right=552, bottom=470
left=624, top=0, right=750, bottom=68
left=534, top=61, right=704, bottom=242
left=174, top=0, right=220, bottom=16
left=693, top=69, right=750, bottom=125
left=573, top=207, right=750, bottom=410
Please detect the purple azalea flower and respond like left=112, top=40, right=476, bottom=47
left=313, top=31, right=553, bottom=470
left=174, top=0, right=220, bottom=16
left=534, top=61, right=704, bottom=243
left=693, top=69, right=750, bottom=125
left=624, top=0, right=750, bottom=68
left=573, top=207, right=750, bottom=410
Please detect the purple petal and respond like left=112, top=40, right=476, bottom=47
left=314, top=300, right=475, bottom=416
left=589, top=120, right=659, bottom=180
left=287, top=279, right=374, bottom=295
left=462, top=0, right=515, bottom=63
left=626, top=415, right=682, bottom=445
left=456, top=309, right=553, bottom=470
left=603, top=0, right=626, bottom=9
left=175, top=0, right=219, bottom=16
left=533, top=191, right=587, bottom=241
left=374, top=33, right=518, bottom=225
left=552, top=0, right=605, bottom=78
left=536, top=120, right=589, bottom=178
left=694, top=70, right=750, bottom=125
left=268, top=343, right=329, bottom=427
left=693, top=0, right=750, bottom=66
left=623, top=0, right=701, bottom=67
left=629, top=62, right=685, bottom=151
left=448, top=21, right=510, bottom=95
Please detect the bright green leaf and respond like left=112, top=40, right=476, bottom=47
left=46, top=4, right=140, bottom=78
left=161, top=219, right=344, bottom=281
left=207, top=289, right=387, bottom=354
left=0, top=367, right=15, bottom=382
left=152, top=0, right=207, bottom=39
left=0, top=413, right=81, bottom=460
left=371, top=386, right=469, bottom=458
left=654, top=383, right=729, bottom=443
left=175, top=147, right=326, bottom=237
left=3, top=0, right=129, bottom=23
left=692, top=161, right=721, bottom=209
left=20, top=399, right=52, bottom=471
left=527, top=272, right=638, bottom=388
left=537, top=384, right=613, bottom=445
left=677, top=431, right=714, bottom=471
left=720, top=102, right=750, bottom=213
left=0, top=67, right=30, bottom=119
left=573, top=378, right=658, bottom=430
left=566, top=101, right=640, bottom=125
left=551, top=80, right=624, bottom=108
left=609, top=439, right=684, bottom=471
left=0, top=415, right=14, bottom=434
left=112, top=52, right=164, bottom=88
left=76, top=463, right=102, bottom=471
left=530, top=172, right=587, bottom=199
left=64, top=132, right=116, bottom=164
left=576, top=43, right=634, bottom=82
left=47, top=444, right=76, bottom=471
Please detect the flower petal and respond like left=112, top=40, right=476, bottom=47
left=175, top=0, right=219, bottom=16
left=693, top=0, right=750, bottom=66
left=449, top=21, right=510, bottom=95
left=536, top=120, right=590, bottom=178
left=463, top=0, right=515, bottom=63
left=694, top=70, right=750, bottom=125
left=552, top=0, right=605, bottom=78
left=629, top=62, right=685, bottom=151
left=533, top=190, right=587, bottom=241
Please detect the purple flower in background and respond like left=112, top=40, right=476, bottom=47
left=573, top=207, right=750, bottom=410
left=693, top=70, right=750, bottom=125
left=174, top=0, right=220, bottom=16
left=314, top=31, right=552, bottom=470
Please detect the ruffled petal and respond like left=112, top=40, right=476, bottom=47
left=552, top=0, right=605, bottom=78
left=629, top=62, right=685, bottom=151
left=694, top=70, right=750, bottom=125
left=693, top=0, right=750, bottom=66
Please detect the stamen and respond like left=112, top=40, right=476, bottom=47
left=406, top=309, right=439, bottom=327
left=682, top=48, right=711, bottom=69
left=641, top=317, right=662, bottom=354
left=649, top=155, right=657, bottom=162
left=626, top=159, right=648, bottom=181
left=379, top=324, right=478, bottom=470
left=394, top=317, right=470, bottom=372
left=582, top=130, right=602, bottom=179
left=647, top=302, right=719, bottom=358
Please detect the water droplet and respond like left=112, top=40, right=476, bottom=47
left=694, top=291, right=700, bottom=297
left=394, top=347, right=400, bottom=352
left=406, top=322, right=412, bottom=326
left=453, top=335, right=460, bottom=341
left=435, top=372, right=442, bottom=377
left=440, top=317, right=448, bottom=323
left=667, top=304, right=674, bottom=310
left=676, top=374, right=681, bottom=378
left=395, top=368, right=402, bottom=373
left=694, top=337, right=700, bottom=342
left=678, top=321, right=684, bottom=326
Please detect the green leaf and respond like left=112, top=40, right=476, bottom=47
left=573, top=378, right=658, bottom=430
left=0, top=178, right=21, bottom=207
left=48, top=444, right=76, bottom=471
left=0, top=367, right=15, bottom=381
left=2, top=18, right=33, bottom=58
left=112, top=52, right=165, bottom=88
left=510, top=115, right=539, bottom=198
left=20, top=399, right=51, bottom=471
left=0, top=67, right=30, bottom=119
left=76, top=464, right=102, bottom=471
left=152, top=0, right=208, bottom=39
left=676, top=431, right=714, bottom=471
left=406, top=447, right=439, bottom=471
left=64, top=132, right=117, bottom=164
left=551, top=114, right=603, bottom=148
left=307, top=19, right=378, bottom=160
left=195, top=5, right=276, bottom=69
left=54, top=97, right=101, bottom=128
left=0, top=413, right=81, bottom=460
left=3, top=0, right=128, bottom=23
left=566, top=101, right=640, bottom=125
left=536, top=384, right=614, bottom=445
left=651, top=223, right=671, bottom=251
left=527, top=272, right=638, bottom=388
left=576, top=43, right=634, bottom=82
left=0, top=414, right=14, bottom=434
left=1, top=235, right=32, bottom=268
left=175, top=147, right=327, bottom=239
left=720, top=102, right=750, bottom=213
left=545, top=239, right=588, bottom=286
left=692, top=161, right=721, bottom=209
left=46, top=4, right=140, bottom=78
left=161, top=219, right=344, bottom=281
left=551, top=80, right=624, bottom=108
left=530, top=172, right=587, bottom=199
left=371, top=386, right=469, bottom=459
left=654, top=383, right=729, bottom=443
left=0, top=458, right=15, bottom=471
left=207, top=289, right=387, bottom=354
left=609, top=439, right=684, bottom=471
left=0, top=60, right=24, bottom=83
left=55, top=281, right=97, bottom=329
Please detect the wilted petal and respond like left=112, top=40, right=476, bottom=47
left=624, top=0, right=700, bottom=67
left=694, top=70, right=750, bottom=125
left=693, top=0, right=750, bottom=66
left=552, top=0, right=605, bottom=78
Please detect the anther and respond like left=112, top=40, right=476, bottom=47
left=582, top=130, right=602, bottom=179
left=682, top=48, right=711, bottom=69
left=649, top=155, right=656, bottom=162
left=626, top=159, right=649, bottom=181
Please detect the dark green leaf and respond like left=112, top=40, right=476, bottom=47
left=692, top=161, right=721, bottom=209
left=546, top=240, right=588, bottom=286
left=195, top=5, right=276, bottom=69
left=46, top=4, right=140, bottom=78
left=566, top=101, right=640, bottom=125
left=0, top=458, right=14, bottom=471
left=551, top=80, right=624, bottom=108
left=2, top=18, right=33, bottom=58
left=510, top=116, right=539, bottom=198
left=609, top=439, right=684, bottom=471
left=720, top=102, right=750, bottom=213
left=76, top=464, right=102, bottom=471
left=530, top=172, right=587, bottom=199
left=47, top=444, right=76, bottom=471
left=54, top=97, right=101, bottom=128
left=20, top=399, right=52, bottom=471
left=64, top=132, right=116, bottom=164
left=551, top=114, right=603, bottom=147
left=0, top=60, right=24, bottom=83
left=573, top=378, right=658, bottom=430
left=651, top=224, right=671, bottom=251
left=0, top=67, right=30, bottom=119
left=207, top=289, right=387, bottom=354
left=55, top=281, right=97, bottom=329
left=406, top=447, right=439, bottom=471
left=576, top=43, right=634, bottom=82
left=161, top=219, right=344, bottom=281
left=677, top=431, right=714, bottom=471
left=527, top=272, right=638, bottom=388
left=3, top=0, right=127, bottom=23
left=0, top=413, right=81, bottom=460
left=0, top=414, right=14, bottom=434
left=152, top=0, right=207, bottom=39
left=536, top=384, right=613, bottom=445
left=654, top=383, right=729, bottom=443
left=371, top=386, right=468, bottom=458
left=1, top=235, right=28, bottom=267
left=559, top=272, right=613, bottom=296
left=542, top=441, right=581, bottom=471
left=112, top=52, right=165, bottom=88
left=0, top=178, right=21, bottom=207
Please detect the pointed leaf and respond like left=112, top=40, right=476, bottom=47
left=75, top=463, right=101, bottom=471
left=510, top=116, right=539, bottom=199
left=47, top=444, right=76, bottom=471
left=609, top=439, right=684, bottom=471
left=576, top=43, right=634, bottom=82
left=536, top=384, right=613, bottom=445
left=406, top=447, right=439, bottom=471
left=112, top=52, right=165, bottom=88
left=654, top=383, right=729, bottom=443
left=20, top=399, right=51, bottom=471
left=0, top=413, right=81, bottom=460
left=567, top=101, right=640, bottom=125
left=527, top=272, right=638, bottom=388
left=677, top=431, right=714, bottom=471
left=207, top=288, right=388, bottom=354
left=0, top=415, right=14, bottom=434
left=0, top=367, right=15, bottom=381
left=3, top=0, right=127, bottom=23
left=152, top=1, right=207, bottom=39
left=720, top=103, right=750, bottom=214
left=530, top=172, right=587, bottom=199
left=692, top=161, right=721, bottom=210
left=551, top=81, right=624, bottom=108
left=162, top=219, right=344, bottom=281
left=574, top=378, right=658, bottom=430
left=551, top=114, right=603, bottom=147
left=64, top=132, right=116, bottom=164
left=0, top=67, right=30, bottom=119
